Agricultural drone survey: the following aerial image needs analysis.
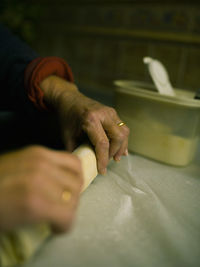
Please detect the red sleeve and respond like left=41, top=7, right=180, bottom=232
left=24, top=57, right=74, bottom=110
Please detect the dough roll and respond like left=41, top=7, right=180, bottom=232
left=0, top=144, right=98, bottom=267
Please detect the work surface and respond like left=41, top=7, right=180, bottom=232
left=22, top=146, right=200, bottom=267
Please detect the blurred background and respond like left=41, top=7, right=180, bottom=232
left=0, top=0, right=200, bottom=104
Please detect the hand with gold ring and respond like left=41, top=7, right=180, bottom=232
left=40, top=76, right=130, bottom=175
left=117, top=122, right=126, bottom=127
left=0, top=146, right=83, bottom=233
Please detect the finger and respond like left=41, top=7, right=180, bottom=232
left=38, top=166, right=83, bottom=200
left=83, top=121, right=109, bottom=174
left=24, top=165, right=81, bottom=211
left=113, top=138, right=129, bottom=161
left=56, top=154, right=84, bottom=189
left=30, top=170, right=80, bottom=209
left=34, top=149, right=84, bottom=194
left=28, top=193, right=77, bottom=233
left=42, top=149, right=83, bottom=177
left=106, top=125, right=124, bottom=159
left=123, top=148, right=129, bottom=156
left=103, top=120, right=130, bottom=160
left=113, top=125, right=129, bottom=160
left=52, top=169, right=83, bottom=195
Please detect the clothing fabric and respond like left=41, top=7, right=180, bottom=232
left=0, top=24, right=38, bottom=113
left=0, top=24, right=73, bottom=113
left=24, top=56, right=74, bottom=110
left=0, top=24, right=73, bottom=150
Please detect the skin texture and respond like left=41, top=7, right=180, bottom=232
left=0, top=146, right=83, bottom=233
left=40, top=75, right=130, bottom=175
left=0, top=75, right=129, bottom=233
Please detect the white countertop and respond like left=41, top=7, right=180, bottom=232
left=22, top=145, right=200, bottom=267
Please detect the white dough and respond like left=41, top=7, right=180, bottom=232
left=73, top=144, right=98, bottom=192
left=0, top=144, right=98, bottom=267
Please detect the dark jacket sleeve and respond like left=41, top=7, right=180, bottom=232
left=0, top=24, right=39, bottom=112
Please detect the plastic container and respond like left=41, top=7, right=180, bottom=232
left=114, top=80, right=200, bottom=166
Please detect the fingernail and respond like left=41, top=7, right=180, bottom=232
left=115, top=156, right=121, bottom=162
left=124, top=149, right=128, bottom=156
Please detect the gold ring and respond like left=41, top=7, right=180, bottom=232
left=117, top=122, right=125, bottom=127
left=61, top=190, right=72, bottom=203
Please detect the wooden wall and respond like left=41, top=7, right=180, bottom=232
left=32, top=1, right=200, bottom=94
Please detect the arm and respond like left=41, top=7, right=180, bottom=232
left=0, top=25, right=83, bottom=233
left=0, top=24, right=38, bottom=112
left=0, top=24, right=129, bottom=175
left=40, top=76, right=130, bottom=174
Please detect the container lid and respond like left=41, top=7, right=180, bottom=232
left=143, top=57, right=176, bottom=97
left=114, top=80, right=200, bottom=108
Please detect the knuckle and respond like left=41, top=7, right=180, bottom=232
left=116, top=126, right=130, bottom=141
left=123, top=126, right=130, bottom=136
left=84, top=110, right=98, bottom=124
left=115, top=132, right=125, bottom=142
left=107, top=107, right=117, bottom=116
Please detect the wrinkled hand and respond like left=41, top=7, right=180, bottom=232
left=41, top=76, right=130, bottom=174
left=0, top=146, right=83, bottom=232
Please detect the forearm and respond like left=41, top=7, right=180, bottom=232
left=40, top=75, right=80, bottom=110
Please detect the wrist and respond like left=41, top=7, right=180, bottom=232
left=40, top=75, right=79, bottom=109
left=25, top=57, right=74, bottom=110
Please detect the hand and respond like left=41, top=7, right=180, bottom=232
left=40, top=76, right=130, bottom=174
left=0, top=146, right=83, bottom=233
